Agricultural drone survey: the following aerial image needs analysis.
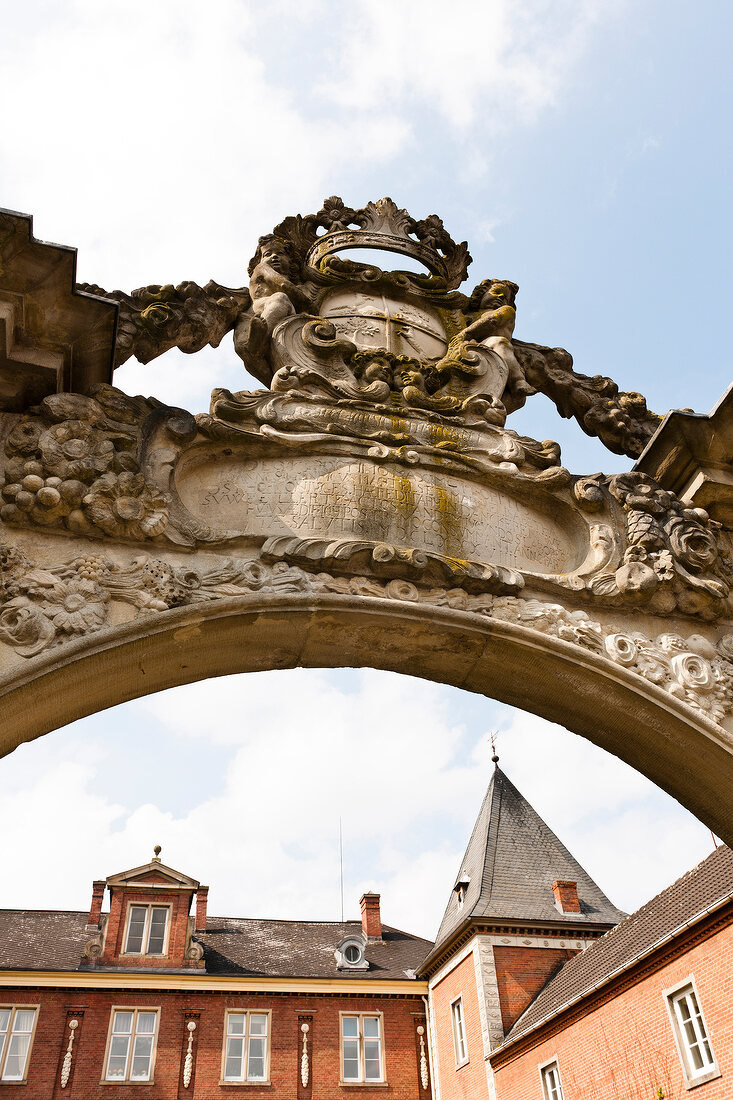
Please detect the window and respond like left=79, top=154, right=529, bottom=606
left=341, top=1014, right=384, bottom=1083
left=222, top=1012, right=270, bottom=1083
left=123, top=905, right=169, bottom=955
left=0, top=1007, right=37, bottom=1082
left=451, top=997, right=467, bottom=1067
left=666, top=979, right=720, bottom=1085
left=336, top=937, right=368, bottom=970
left=104, top=1009, right=159, bottom=1082
left=539, top=1059, right=564, bottom=1100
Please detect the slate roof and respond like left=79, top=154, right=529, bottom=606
left=497, top=843, right=733, bottom=1051
left=0, top=910, right=432, bottom=982
left=431, top=766, right=624, bottom=953
left=197, top=918, right=432, bottom=980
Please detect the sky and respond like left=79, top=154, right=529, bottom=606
left=0, top=0, right=731, bottom=940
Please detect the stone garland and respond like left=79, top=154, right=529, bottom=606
left=0, top=389, right=171, bottom=542
left=574, top=471, right=733, bottom=621
left=0, top=542, right=731, bottom=726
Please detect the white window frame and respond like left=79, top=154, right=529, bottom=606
left=122, top=903, right=171, bottom=957
left=220, top=1010, right=271, bottom=1084
left=102, top=1007, right=160, bottom=1083
left=539, top=1057, right=565, bottom=1100
left=450, top=996, right=468, bottom=1068
left=0, top=1005, right=39, bottom=1083
left=340, top=1012, right=385, bottom=1084
left=664, top=975, right=721, bottom=1088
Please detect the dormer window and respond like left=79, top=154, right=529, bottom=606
left=124, top=905, right=169, bottom=955
left=336, top=936, right=369, bottom=970
left=454, top=874, right=470, bottom=911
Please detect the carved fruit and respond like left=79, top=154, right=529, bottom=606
left=615, top=560, right=658, bottom=595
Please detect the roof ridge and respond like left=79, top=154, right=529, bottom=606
left=555, top=843, right=729, bottom=955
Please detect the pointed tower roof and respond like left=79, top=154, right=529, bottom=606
left=432, top=766, right=624, bottom=954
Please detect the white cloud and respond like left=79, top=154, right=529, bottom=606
left=318, top=0, right=610, bottom=130
left=1, top=670, right=714, bottom=941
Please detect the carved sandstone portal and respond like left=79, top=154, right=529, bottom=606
left=1, top=201, right=732, bottom=842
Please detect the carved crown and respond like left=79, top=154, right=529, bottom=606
left=254, top=197, right=472, bottom=289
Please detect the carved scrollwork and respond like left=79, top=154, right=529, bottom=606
left=269, top=315, right=509, bottom=424
left=513, top=341, right=661, bottom=458
left=260, top=536, right=524, bottom=596
left=0, top=543, right=311, bottom=657
left=572, top=471, right=733, bottom=619
left=1, top=539, right=731, bottom=726
left=78, top=280, right=250, bottom=369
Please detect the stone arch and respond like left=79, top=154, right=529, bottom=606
left=1, top=589, right=732, bottom=845
left=2, top=203, right=733, bottom=855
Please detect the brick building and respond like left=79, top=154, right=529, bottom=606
left=418, top=762, right=733, bottom=1100
left=1, top=764, right=732, bottom=1098
left=0, top=850, right=433, bottom=1097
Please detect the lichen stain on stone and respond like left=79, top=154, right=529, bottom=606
left=434, top=483, right=464, bottom=556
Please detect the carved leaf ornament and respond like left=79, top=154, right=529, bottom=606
left=1, top=536, right=732, bottom=726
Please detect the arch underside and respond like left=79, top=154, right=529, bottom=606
left=1, top=591, right=732, bottom=845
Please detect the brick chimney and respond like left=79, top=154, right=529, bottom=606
left=88, top=880, right=106, bottom=927
left=552, top=880, right=581, bottom=914
left=360, top=892, right=382, bottom=940
left=195, top=886, right=209, bottom=932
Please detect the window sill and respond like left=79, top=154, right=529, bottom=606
left=339, top=1082, right=389, bottom=1088
left=455, top=1059, right=470, bottom=1071
left=684, top=1067, right=722, bottom=1090
left=120, top=954, right=168, bottom=960
left=218, top=1082, right=272, bottom=1088
left=98, top=1081, right=156, bottom=1086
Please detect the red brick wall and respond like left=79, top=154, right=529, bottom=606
left=0, top=986, right=429, bottom=1099
left=430, top=950, right=488, bottom=1100
left=493, top=946, right=576, bottom=1032
left=492, top=922, right=733, bottom=1099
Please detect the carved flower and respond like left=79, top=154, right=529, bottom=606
left=653, top=549, right=676, bottom=582
left=317, top=196, right=358, bottom=233
left=666, top=516, right=718, bottom=574
left=604, top=633, right=638, bottom=666
left=83, top=472, right=169, bottom=540
left=5, top=420, right=43, bottom=457
left=36, top=577, right=109, bottom=635
left=0, top=597, right=56, bottom=656
left=670, top=652, right=715, bottom=693
left=39, top=421, right=115, bottom=482
left=609, top=473, right=674, bottom=515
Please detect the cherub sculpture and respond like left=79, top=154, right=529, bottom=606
left=233, top=235, right=311, bottom=383
left=420, top=278, right=531, bottom=419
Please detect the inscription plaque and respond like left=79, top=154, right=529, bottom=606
left=176, top=454, right=584, bottom=574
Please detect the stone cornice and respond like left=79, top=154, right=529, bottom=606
left=0, top=970, right=429, bottom=996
